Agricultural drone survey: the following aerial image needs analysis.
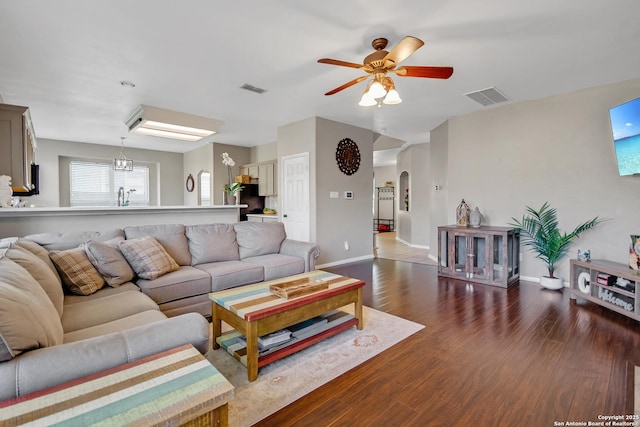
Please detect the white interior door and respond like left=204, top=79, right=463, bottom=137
left=281, top=153, right=310, bottom=241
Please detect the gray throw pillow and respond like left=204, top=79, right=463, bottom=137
left=85, top=239, right=135, bottom=287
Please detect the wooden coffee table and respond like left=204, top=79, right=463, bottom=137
left=210, top=270, right=365, bottom=381
left=0, top=345, right=234, bottom=427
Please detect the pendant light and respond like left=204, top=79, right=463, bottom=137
left=113, top=137, right=133, bottom=171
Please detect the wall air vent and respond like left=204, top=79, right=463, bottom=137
left=464, top=87, right=510, bottom=107
left=240, top=83, right=267, bottom=94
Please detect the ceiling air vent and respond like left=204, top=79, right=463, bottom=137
left=240, top=83, right=267, bottom=94
left=464, top=87, right=510, bottom=107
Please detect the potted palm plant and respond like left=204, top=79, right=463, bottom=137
left=510, top=202, right=602, bottom=290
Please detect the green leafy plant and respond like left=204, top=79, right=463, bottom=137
left=224, top=182, right=244, bottom=195
left=510, top=202, right=602, bottom=278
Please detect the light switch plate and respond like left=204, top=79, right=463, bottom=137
left=330, top=191, right=339, bottom=199
left=344, top=191, right=353, bottom=199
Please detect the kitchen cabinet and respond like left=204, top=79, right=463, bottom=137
left=241, top=160, right=277, bottom=196
left=258, top=161, right=276, bottom=196
left=246, top=214, right=279, bottom=223
left=438, top=225, right=520, bottom=288
left=0, top=104, right=36, bottom=194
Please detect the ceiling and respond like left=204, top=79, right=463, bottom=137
left=1, top=1, right=639, bottom=163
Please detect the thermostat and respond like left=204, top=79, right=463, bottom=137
left=344, top=191, right=354, bottom=199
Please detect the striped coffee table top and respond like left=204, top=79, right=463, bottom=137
left=209, top=270, right=364, bottom=321
left=0, top=345, right=234, bottom=427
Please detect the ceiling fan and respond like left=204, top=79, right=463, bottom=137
left=318, top=36, right=453, bottom=105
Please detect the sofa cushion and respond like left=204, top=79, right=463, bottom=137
left=63, top=282, right=139, bottom=305
left=135, top=266, right=211, bottom=305
left=186, top=224, right=240, bottom=265
left=85, top=239, right=135, bottom=287
left=124, top=224, right=191, bottom=266
left=195, top=260, right=264, bottom=292
left=63, top=310, right=168, bottom=343
left=242, top=254, right=305, bottom=281
left=119, top=236, right=180, bottom=280
left=24, top=229, right=125, bottom=251
left=61, top=290, right=160, bottom=333
left=4, top=243, right=64, bottom=317
left=234, top=221, right=287, bottom=259
left=49, top=247, right=106, bottom=296
left=0, top=257, right=64, bottom=362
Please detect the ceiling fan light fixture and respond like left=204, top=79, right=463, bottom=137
left=383, top=88, right=402, bottom=105
left=358, top=92, right=377, bottom=107
left=369, top=80, right=387, bottom=99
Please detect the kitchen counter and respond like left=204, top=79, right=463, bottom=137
left=0, top=205, right=247, bottom=238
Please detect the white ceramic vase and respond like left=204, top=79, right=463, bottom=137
left=470, top=207, right=483, bottom=228
left=0, top=175, right=12, bottom=208
left=540, top=276, right=563, bottom=290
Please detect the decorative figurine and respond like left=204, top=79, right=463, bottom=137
left=456, top=199, right=470, bottom=227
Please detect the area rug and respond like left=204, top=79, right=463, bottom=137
left=205, top=306, right=424, bottom=427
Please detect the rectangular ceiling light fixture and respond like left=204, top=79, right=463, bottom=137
left=125, top=105, right=225, bottom=142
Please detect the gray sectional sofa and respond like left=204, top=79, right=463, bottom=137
left=0, top=221, right=320, bottom=400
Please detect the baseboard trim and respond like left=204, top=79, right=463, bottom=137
left=316, top=254, right=375, bottom=269
left=395, top=237, right=430, bottom=250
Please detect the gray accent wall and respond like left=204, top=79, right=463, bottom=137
left=36, top=138, right=184, bottom=207
left=278, top=117, right=374, bottom=265
left=433, top=77, right=640, bottom=281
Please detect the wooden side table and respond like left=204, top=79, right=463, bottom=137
left=0, top=344, right=234, bottom=427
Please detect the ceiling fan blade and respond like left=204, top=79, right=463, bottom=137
left=394, top=66, right=454, bottom=79
left=317, top=58, right=363, bottom=69
left=324, top=76, right=368, bottom=96
left=383, top=36, right=424, bottom=65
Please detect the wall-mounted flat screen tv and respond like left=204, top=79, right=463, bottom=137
left=610, top=96, right=640, bottom=176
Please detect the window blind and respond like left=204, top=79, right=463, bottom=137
left=70, top=161, right=149, bottom=207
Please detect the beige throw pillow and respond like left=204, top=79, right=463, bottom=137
left=0, top=257, right=64, bottom=362
left=50, top=247, right=106, bottom=296
left=119, top=236, right=180, bottom=280
left=5, top=243, right=64, bottom=317
left=85, top=239, right=135, bottom=287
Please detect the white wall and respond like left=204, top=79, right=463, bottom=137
left=443, top=77, right=640, bottom=281
left=183, top=143, right=213, bottom=206
left=36, top=138, right=184, bottom=207
left=374, top=165, right=395, bottom=187
left=251, top=141, right=277, bottom=163
left=396, top=144, right=431, bottom=247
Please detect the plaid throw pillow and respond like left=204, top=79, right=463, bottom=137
left=49, top=247, right=106, bottom=296
left=119, top=236, right=180, bottom=280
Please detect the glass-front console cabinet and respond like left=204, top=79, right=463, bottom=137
left=438, top=225, right=520, bottom=288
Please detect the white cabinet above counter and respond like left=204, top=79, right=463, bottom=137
left=240, top=160, right=277, bottom=196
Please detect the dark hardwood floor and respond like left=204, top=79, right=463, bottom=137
left=256, top=258, right=639, bottom=426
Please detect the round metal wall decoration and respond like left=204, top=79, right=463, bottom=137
left=336, top=138, right=360, bottom=175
